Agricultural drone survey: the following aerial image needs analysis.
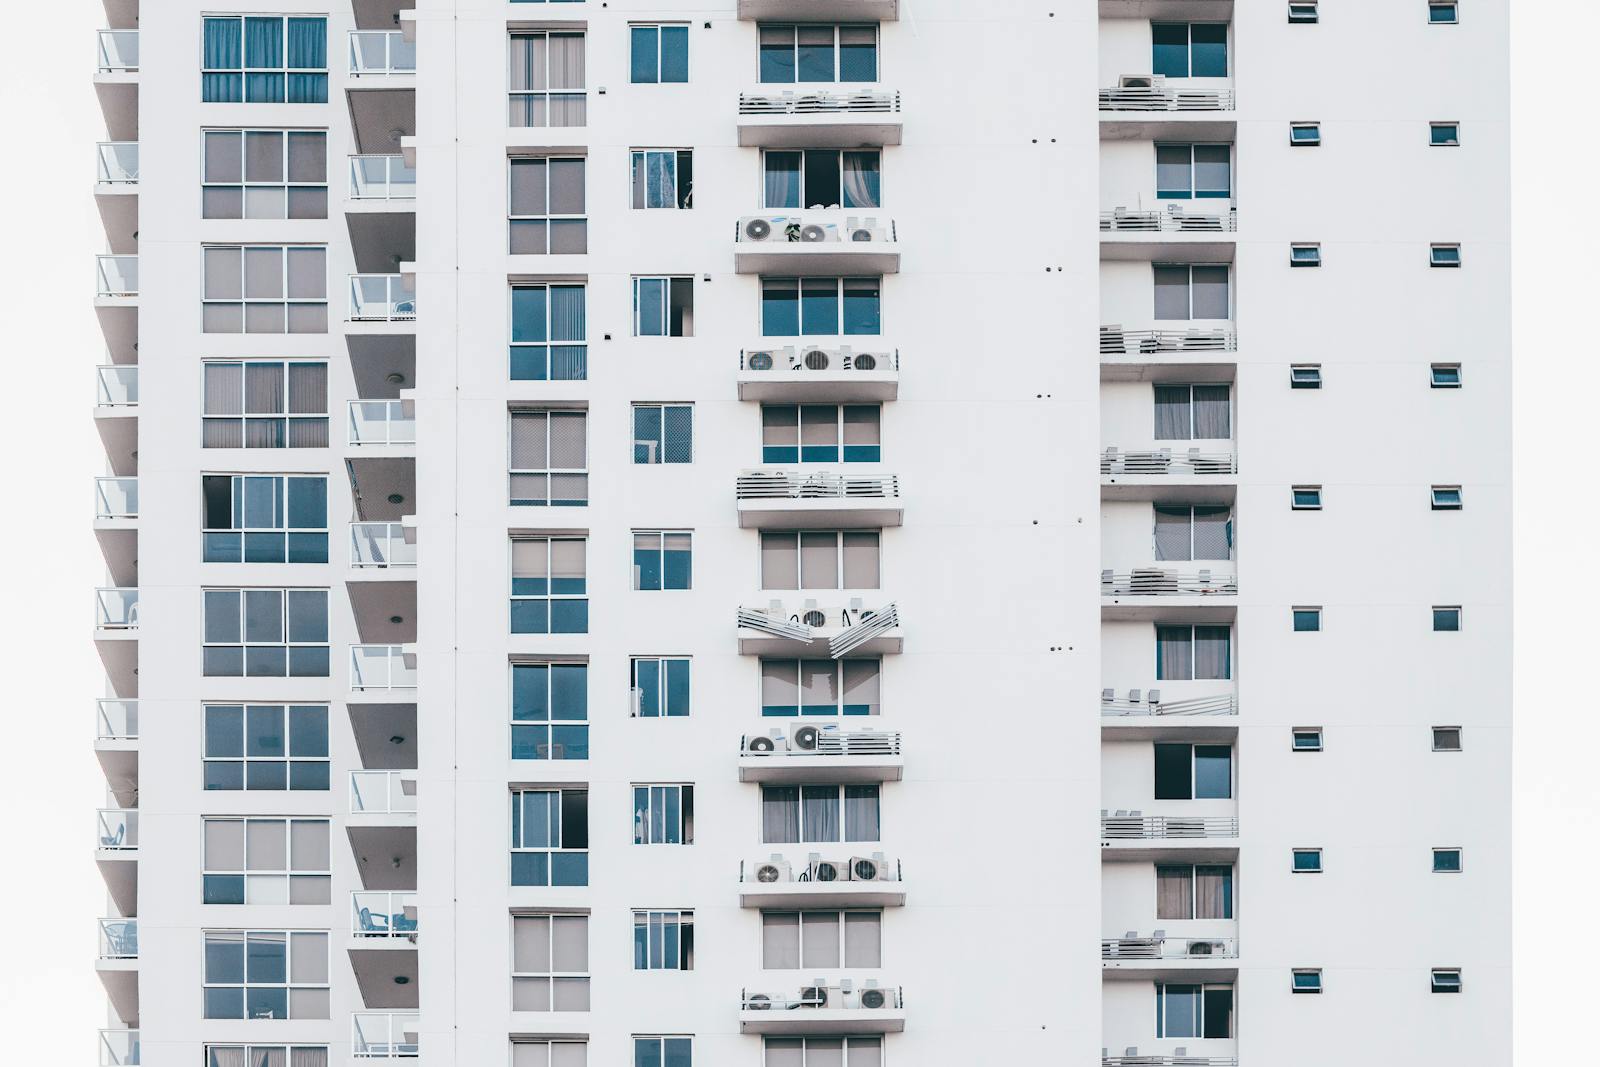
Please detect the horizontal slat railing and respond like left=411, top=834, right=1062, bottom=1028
left=741, top=729, right=902, bottom=757
left=737, top=608, right=815, bottom=641
left=1101, top=815, right=1239, bottom=840
left=1101, top=449, right=1238, bottom=476
left=1100, top=326, right=1237, bottom=356
left=1101, top=570, right=1238, bottom=596
left=740, top=855, right=902, bottom=885
left=1101, top=693, right=1238, bottom=718
left=1098, top=85, right=1235, bottom=111
left=829, top=602, right=898, bottom=658
left=1102, top=936, right=1239, bottom=960
left=1103, top=1057, right=1237, bottom=1066
left=1101, top=209, right=1236, bottom=233
left=737, top=470, right=899, bottom=501
left=741, top=345, right=897, bottom=374
left=740, top=88, right=900, bottom=115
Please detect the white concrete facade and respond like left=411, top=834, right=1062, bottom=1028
left=92, top=1, right=1507, bottom=1066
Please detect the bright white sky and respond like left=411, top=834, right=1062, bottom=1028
left=0, top=0, right=1590, bottom=1058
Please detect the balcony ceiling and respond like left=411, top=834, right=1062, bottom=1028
left=347, top=456, right=416, bottom=521
left=347, top=580, right=418, bottom=644
left=352, top=0, right=408, bottom=30
left=348, top=89, right=415, bottom=155
left=1099, top=1, right=1233, bottom=18
left=348, top=825, right=417, bottom=890
left=347, top=211, right=416, bottom=275
left=349, top=336, right=418, bottom=398
left=350, top=704, right=419, bottom=769
left=349, top=946, right=420, bottom=1008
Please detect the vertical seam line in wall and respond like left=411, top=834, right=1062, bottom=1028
left=451, top=2, right=462, bottom=1059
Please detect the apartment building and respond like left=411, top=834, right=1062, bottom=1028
left=91, top=2, right=1508, bottom=1066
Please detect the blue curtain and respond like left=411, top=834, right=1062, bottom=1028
left=245, top=17, right=284, bottom=102
left=550, top=286, right=585, bottom=341
left=286, top=18, right=326, bottom=68
left=202, top=18, right=242, bottom=101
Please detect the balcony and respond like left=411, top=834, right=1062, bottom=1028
left=353, top=890, right=419, bottom=940
left=96, top=918, right=139, bottom=1023
left=352, top=1012, right=419, bottom=1059
left=1102, top=932, right=1239, bottom=980
left=1101, top=447, right=1239, bottom=503
left=351, top=645, right=418, bottom=693
left=96, top=699, right=139, bottom=742
left=349, top=399, right=416, bottom=446
left=350, top=154, right=417, bottom=202
left=1101, top=206, right=1237, bottom=262
left=350, top=891, right=420, bottom=1007
left=94, top=589, right=138, bottom=694
left=1101, top=812, right=1238, bottom=862
left=351, top=770, right=418, bottom=817
left=95, top=143, right=139, bottom=252
left=96, top=809, right=139, bottom=916
left=95, top=477, right=138, bottom=523
left=95, top=699, right=140, bottom=805
left=99, top=1028, right=140, bottom=1066
left=95, top=587, right=138, bottom=631
left=350, top=274, right=417, bottom=324
left=735, top=214, right=900, bottom=275
left=737, top=88, right=903, bottom=147
left=738, top=344, right=898, bottom=402
left=96, top=142, right=138, bottom=186
left=1099, top=77, right=1235, bottom=113
left=96, top=365, right=138, bottom=408
left=1104, top=1055, right=1236, bottom=1067
left=1101, top=688, right=1237, bottom=741
left=740, top=983, right=905, bottom=1034
left=738, top=0, right=900, bottom=18
left=737, top=600, right=902, bottom=658
left=739, top=853, right=905, bottom=908
left=739, top=724, right=903, bottom=783
left=349, top=31, right=416, bottom=76
left=96, top=808, right=137, bottom=852
left=95, top=31, right=138, bottom=140
left=1101, top=568, right=1237, bottom=620
left=96, top=255, right=138, bottom=300
left=352, top=523, right=417, bottom=569
left=736, top=470, right=902, bottom=529
left=1100, top=324, right=1236, bottom=359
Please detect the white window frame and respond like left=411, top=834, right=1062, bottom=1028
left=1432, top=847, right=1464, bottom=873
left=511, top=913, right=590, bottom=1012
left=510, top=537, right=589, bottom=629
left=760, top=276, right=883, bottom=338
left=1153, top=142, right=1232, bottom=200
left=632, top=909, right=694, bottom=970
left=1291, top=485, right=1323, bottom=510
left=507, top=31, right=587, bottom=128
left=508, top=409, right=589, bottom=507
left=1431, top=726, right=1463, bottom=752
left=631, top=149, right=694, bottom=209
left=201, top=244, right=329, bottom=334
left=632, top=276, right=694, bottom=337
left=632, top=784, right=694, bottom=844
left=631, top=656, right=692, bottom=718
left=200, top=15, right=330, bottom=103
left=202, top=588, right=330, bottom=677
left=1431, top=485, right=1463, bottom=510
left=1154, top=624, right=1232, bottom=682
left=201, top=817, right=331, bottom=904
left=1429, top=0, right=1460, bottom=25
left=1292, top=969, right=1324, bottom=993
left=1292, top=848, right=1324, bottom=873
left=760, top=402, right=882, bottom=463
left=631, top=403, right=694, bottom=465
left=1287, top=1, right=1319, bottom=23
left=202, top=929, right=330, bottom=1019
left=632, top=530, right=693, bottom=592
left=1430, top=121, right=1461, bottom=146
left=1430, top=363, right=1463, bottom=388
left=757, top=23, right=879, bottom=84
left=201, top=128, right=329, bottom=219
left=202, top=703, right=330, bottom=791
left=1290, top=364, right=1323, bottom=389
left=202, top=359, right=330, bottom=447
left=1293, top=606, right=1322, bottom=632
left=1289, top=122, right=1322, bottom=146
left=202, top=473, right=329, bottom=560
left=1155, top=982, right=1233, bottom=1038
left=1290, top=242, right=1322, bottom=267
left=760, top=148, right=883, bottom=210
left=509, top=661, right=589, bottom=762
left=760, top=784, right=881, bottom=844
left=1291, top=727, right=1324, bottom=752
left=509, top=282, right=589, bottom=381
left=632, top=1037, right=692, bottom=1067
left=760, top=909, right=882, bottom=970
left=205, top=1046, right=328, bottom=1067
left=508, top=156, right=588, bottom=254
left=510, top=788, right=589, bottom=886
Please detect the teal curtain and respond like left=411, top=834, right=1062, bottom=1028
left=286, top=18, right=328, bottom=102
left=245, top=17, right=284, bottom=102
left=202, top=18, right=242, bottom=101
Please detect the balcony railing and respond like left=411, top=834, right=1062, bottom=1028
left=348, top=400, right=416, bottom=445
left=350, top=274, right=416, bottom=322
left=1102, top=935, right=1239, bottom=960
left=349, top=31, right=416, bottom=75
left=350, top=770, right=418, bottom=814
left=742, top=725, right=902, bottom=758
left=351, top=523, right=416, bottom=568
left=99, top=1028, right=140, bottom=1066
left=98, top=918, right=138, bottom=959
left=96, top=365, right=139, bottom=407
left=1101, top=448, right=1238, bottom=476
left=97, top=699, right=139, bottom=740
left=350, top=154, right=417, bottom=200
left=741, top=345, right=896, bottom=375
left=740, top=88, right=900, bottom=116
left=351, top=645, right=417, bottom=691
left=1104, top=1057, right=1236, bottom=1067
left=1099, top=79, right=1235, bottom=111
left=736, top=470, right=899, bottom=502
left=97, top=142, right=139, bottom=184
left=740, top=854, right=901, bottom=886
left=353, top=891, right=418, bottom=938
left=1101, top=690, right=1236, bottom=718
left=1101, top=570, right=1237, bottom=596
left=1100, top=325, right=1237, bottom=356
left=742, top=983, right=903, bottom=1011
left=737, top=214, right=897, bottom=245
left=738, top=601, right=900, bottom=658
left=1101, top=207, right=1237, bottom=233
left=352, top=1012, right=419, bottom=1058
left=97, top=30, right=139, bottom=73
left=1101, top=814, right=1239, bottom=840
left=96, top=588, right=139, bottom=630
left=95, top=477, right=138, bottom=520
left=96, top=255, right=138, bottom=297
left=97, top=809, right=138, bottom=850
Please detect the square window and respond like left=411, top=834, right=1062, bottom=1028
left=1431, top=969, right=1462, bottom=993
left=1292, top=969, right=1324, bottom=994
left=1292, top=728, right=1324, bottom=752
left=1430, top=122, right=1461, bottom=146
left=1433, top=847, right=1464, bottom=873
left=1288, top=1, right=1319, bottom=22
left=1431, top=364, right=1462, bottom=388
left=1431, top=486, right=1463, bottom=510
left=1292, top=486, right=1323, bottom=510
left=1292, top=848, right=1323, bottom=873
left=631, top=24, right=689, bottom=84
left=1293, top=608, right=1322, bottom=632
left=1429, top=1, right=1460, bottom=24
left=1431, top=244, right=1462, bottom=268
left=1433, top=607, right=1461, bottom=632
left=1290, top=243, right=1322, bottom=267
left=1432, top=726, right=1463, bottom=752
left=1290, top=123, right=1321, bottom=146
left=1290, top=365, right=1323, bottom=389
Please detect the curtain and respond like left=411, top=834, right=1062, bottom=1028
left=550, top=286, right=585, bottom=341
left=762, top=913, right=800, bottom=969
left=801, top=912, right=841, bottom=968
left=252, top=1048, right=286, bottom=1067
left=204, top=18, right=242, bottom=68
left=1192, top=384, right=1231, bottom=438
left=842, top=532, right=880, bottom=588
left=844, top=786, right=879, bottom=841
left=287, top=418, right=327, bottom=449
left=842, top=659, right=879, bottom=715
left=800, top=532, right=838, bottom=589
left=1153, top=264, right=1189, bottom=320
left=800, top=660, right=836, bottom=713
left=1190, top=266, right=1230, bottom=319
left=1191, top=507, right=1232, bottom=560
left=1156, top=625, right=1193, bottom=681
left=847, top=1039, right=883, bottom=1067
left=205, top=363, right=244, bottom=415
left=209, top=1049, right=248, bottom=1067
left=843, top=913, right=881, bottom=967
left=553, top=35, right=584, bottom=87
left=1195, top=866, right=1232, bottom=918
left=1194, top=626, right=1231, bottom=679
left=1153, top=385, right=1190, bottom=440
left=762, top=786, right=799, bottom=843
left=1153, top=506, right=1191, bottom=562
left=762, top=660, right=799, bottom=715
left=245, top=363, right=285, bottom=414
left=761, top=532, right=799, bottom=590
left=245, top=17, right=283, bottom=67
left=841, top=151, right=880, bottom=208
left=289, top=1050, right=327, bottom=1067
left=765, top=151, right=800, bottom=209
left=801, top=786, right=840, bottom=842
left=286, top=18, right=325, bottom=68
left=1156, top=865, right=1194, bottom=919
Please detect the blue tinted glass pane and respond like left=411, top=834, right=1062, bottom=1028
left=511, top=600, right=550, bottom=634
left=513, top=665, right=550, bottom=721
left=289, top=761, right=329, bottom=790
left=664, top=1037, right=692, bottom=1067
left=636, top=278, right=665, bottom=336
left=511, top=851, right=549, bottom=886
left=288, top=646, right=329, bottom=677
left=511, top=287, right=548, bottom=342
left=1293, top=850, right=1321, bottom=871
left=839, top=39, right=876, bottom=82
left=1193, top=145, right=1231, bottom=196
left=204, top=646, right=244, bottom=677
left=1161, top=984, right=1200, bottom=1038
left=205, top=761, right=245, bottom=789
left=797, top=36, right=834, bottom=82
left=635, top=660, right=662, bottom=716
left=1292, top=126, right=1319, bottom=143
left=286, top=72, right=327, bottom=103
left=289, top=705, right=328, bottom=756
left=1430, top=4, right=1456, bottom=22
left=205, top=935, right=245, bottom=981
left=551, top=724, right=588, bottom=759
left=1151, top=23, right=1189, bottom=77
left=204, top=988, right=243, bottom=1019
left=663, top=406, right=693, bottom=463
left=511, top=347, right=548, bottom=380
left=246, top=760, right=287, bottom=790
left=1293, top=610, right=1320, bottom=632
left=763, top=283, right=799, bottom=335
left=286, top=478, right=326, bottom=528
left=246, top=936, right=286, bottom=982
left=246, top=706, right=285, bottom=756
left=286, top=533, right=328, bottom=563
left=204, top=875, right=246, bottom=904
left=761, top=37, right=795, bottom=83
left=801, top=283, right=838, bottom=335
left=664, top=549, right=692, bottom=590
left=1433, top=609, right=1460, bottom=631
left=634, top=406, right=663, bottom=464
left=1431, top=125, right=1457, bottom=145
left=204, top=532, right=243, bottom=562
left=552, top=599, right=588, bottom=634
left=1194, top=746, right=1232, bottom=798
left=841, top=445, right=880, bottom=463
left=635, top=548, right=662, bottom=590
left=1156, top=144, right=1191, bottom=198
left=285, top=17, right=326, bottom=69
left=665, top=659, right=691, bottom=716
left=513, top=575, right=549, bottom=596
left=842, top=282, right=880, bottom=334
left=204, top=18, right=242, bottom=69
left=551, top=664, right=587, bottom=719
left=1434, top=850, right=1461, bottom=872
left=245, top=72, right=285, bottom=103
left=511, top=725, right=547, bottom=760
left=551, top=851, right=588, bottom=886
left=1189, top=24, right=1228, bottom=76
left=246, top=986, right=289, bottom=1020
left=203, top=73, right=243, bottom=101
left=763, top=446, right=800, bottom=464
left=763, top=704, right=799, bottom=717
left=631, top=27, right=659, bottom=83
left=551, top=346, right=587, bottom=380
left=800, top=446, right=839, bottom=463
left=244, top=532, right=287, bottom=562
left=660, top=27, right=688, bottom=82
left=634, top=919, right=649, bottom=969
left=636, top=1037, right=662, bottom=1067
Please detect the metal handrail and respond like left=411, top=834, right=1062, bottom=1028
left=1101, top=208, right=1237, bottom=233
left=95, top=477, right=139, bottom=519
left=1100, top=448, right=1238, bottom=476
left=736, top=470, right=899, bottom=501
left=1101, top=815, right=1238, bottom=840
left=741, top=345, right=898, bottom=375
left=740, top=88, right=900, bottom=115
left=349, top=274, right=416, bottom=322
left=348, top=31, right=416, bottom=75
left=350, top=154, right=416, bottom=200
left=352, top=891, right=419, bottom=938
left=739, top=855, right=903, bottom=885
left=350, top=770, right=418, bottom=814
left=737, top=213, right=897, bottom=244
left=741, top=726, right=902, bottom=757
left=96, top=255, right=138, bottom=297
left=742, top=983, right=903, bottom=1011
left=351, top=522, right=416, bottom=568
left=348, top=400, right=415, bottom=445
left=351, top=1012, right=420, bottom=1058
left=350, top=645, right=417, bottom=690
left=1100, top=326, right=1237, bottom=356
left=97, top=142, right=139, bottom=184
left=98, top=918, right=138, bottom=959
left=97, top=699, right=140, bottom=740
left=97, top=30, right=139, bottom=73
left=1102, top=935, right=1239, bottom=960
left=1103, top=1058, right=1237, bottom=1067
left=96, top=587, right=139, bottom=629
left=1101, top=693, right=1237, bottom=718
left=96, top=365, right=139, bottom=407
left=1101, top=570, right=1237, bottom=596
left=1099, top=84, right=1235, bottom=111
left=97, top=809, right=138, bottom=850
left=737, top=602, right=900, bottom=660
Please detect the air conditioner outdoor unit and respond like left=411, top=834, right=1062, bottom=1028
left=845, top=218, right=887, bottom=242
left=799, top=347, right=835, bottom=371
left=857, top=984, right=890, bottom=1009
left=798, top=985, right=832, bottom=1008
left=845, top=351, right=883, bottom=371
left=742, top=216, right=784, bottom=242
left=753, top=858, right=791, bottom=883
left=745, top=350, right=778, bottom=371
left=790, top=723, right=824, bottom=752
left=799, top=222, right=836, bottom=243
left=809, top=858, right=845, bottom=882
left=847, top=855, right=885, bottom=881
left=744, top=732, right=785, bottom=756
left=1119, top=74, right=1162, bottom=89
left=745, top=993, right=773, bottom=1011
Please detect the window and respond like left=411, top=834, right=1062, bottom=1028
left=632, top=657, right=691, bottom=717
left=762, top=278, right=881, bottom=336
left=633, top=404, right=694, bottom=464
left=1155, top=625, right=1231, bottom=681
left=633, top=910, right=694, bottom=969
left=1153, top=384, right=1230, bottom=440
left=510, top=410, right=588, bottom=506
left=209, top=1049, right=327, bottom=1067
left=1431, top=122, right=1461, bottom=146
left=1155, top=144, right=1231, bottom=200
left=511, top=538, right=589, bottom=634
left=1154, top=742, right=1232, bottom=800
left=511, top=284, right=587, bottom=381
left=1152, top=506, right=1232, bottom=562
left=1152, top=22, right=1228, bottom=78
left=511, top=662, right=589, bottom=760
left=202, top=589, right=329, bottom=677
left=762, top=658, right=880, bottom=717
left=633, top=277, right=695, bottom=337
left=203, top=245, right=327, bottom=334
left=1431, top=243, right=1463, bottom=267
left=202, top=16, right=328, bottom=103
left=1292, top=727, right=1324, bottom=751
left=514, top=1040, right=588, bottom=1067
left=1431, top=486, right=1463, bottom=510
left=761, top=404, right=881, bottom=462
left=1290, top=122, right=1322, bottom=146
left=1290, top=242, right=1322, bottom=267
left=203, top=930, right=329, bottom=1019
left=204, top=704, right=329, bottom=791
left=1432, top=726, right=1463, bottom=752
left=632, top=1038, right=692, bottom=1067
left=761, top=784, right=880, bottom=843
left=202, top=818, right=330, bottom=904
left=761, top=531, right=880, bottom=590
left=633, top=531, right=693, bottom=591
left=761, top=911, right=881, bottom=969
left=1433, top=847, right=1463, bottom=873
left=1431, top=968, right=1462, bottom=993
left=1155, top=983, right=1233, bottom=1038
left=512, top=914, right=590, bottom=1011
left=511, top=788, right=589, bottom=886
left=764, top=1039, right=882, bottom=1066
left=1153, top=264, right=1230, bottom=320
left=1429, top=1, right=1459, bottom=24
left=202, top=475, right=328, bottom=562
left=509, top=32, right=586, bottom=127
left=1288, top=2, right=1319, bottom=22
left=202, top=130, right=327, bottom=219
left=1155, top=865, right=1233, bottom=920
left=764, top=150, right=881, bottom=210
left=1292, top=848, right=1323, bottom=873
left=631, top=24, right=689, bottom=83
left=510, top=157, right=587, bottom=254
left=1431, top=363, right=1463, bottom=388
left=1292, top=969, right=1323, bottom=994
left=1293, top=608, right=1322, bottom=632
left=1290, top=364, right=1323, bottom=389
left=1433, top=606, right=1462, bottom=631
left=632, top=150, right=694, bottom=209
left=202, top=361, right=329, bottom=448
left=759, top=24, right=877, bottom=83
left=633, top=784, right=694, bottom=844
left=1292, top=486, right=1323, bottom=510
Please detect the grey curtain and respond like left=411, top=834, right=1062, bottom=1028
left=1156, top=625, right=1193, bottom=681
left=1194, top=626, right=1231, bottom=680
left=762, top=786, right=799, bottom=843
left=1195, top=866, right=1232, bottom=918
left=1156, top=865, right=1194, bottom=919
left=801, top=912, right=840, bottom=969
left=1192, top=507, right=1232, bottom=560
left=843, top=912, right=881, bottom=967
left=802, top=786, right=840, bottom=842
left=1153, top=506, right=1191, bottom=561
left=1191, top=385, right=1231, bottom=438
left=765, top=151, right=800, bottom=208
left=844, top=786, right=879, bottom=841
left=1153, top=385, right=1189, bottom=439
left=762, top=912, right=799, bottom=968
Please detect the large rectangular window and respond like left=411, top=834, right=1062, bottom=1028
left=203, top=704, right=329, bottom=791
left=512, top=914, right=590, bottom=1011
left=202, top=16, right=329, bottom=103
left=631, top=150, right=694, bottom=209
left=510, top=410, right=588, bottom=506
left=203, top=245, right=328, bottom=334
left=761, top=911, right=881, bottom=969
left=1156, top=864, right=1234, bottom=919
left=630, top=25, right=689, bottom=83
left=633, top=784, right=694, bottom=844
left=633, top=1038, right=691, bottom=1067
left=202, top=588, right=329, bottom=677
left=761, top=404, right=881, bottom=463
left=511, top=284, right=587, bottom=381
left=633, top=531, right=693, bottom=591
left=763, top=149, right=881, bottom=210
left=511, top=538, right=589, bottom=634
left=202, top=818, right=330, bottom=905
left=1155, top=143, right=1231, bottom=200
left=202, top=361, right=329, bottom=449
left=760, top=531, right=880, bottom=590
left=1154, top=384, right=1231, bottom=440
left=510, top=157, right=587, bottom=254
left=763, top=1039, right=882, bottom=1067
left=632, top=657, right=691, bottom=717
left=202, top=475, right=328, bottom=563
left=633, top=910, right=694, bottom=970
left=511, top=662, right=589, bottom=760
left=761, top=659, right=880, bottom=717
left=633, top=277, right=695, bottom=336
left=1154, top=742, right=1233, bottom=800
left=759, top=24, right=877, bottom=82
left=509, top=32, right=586, bottom=127
left=207, top=1048, right=327, bottom=1067
left=1153, top=264, right=1230, bottom=321
left=1153, top=506, right=1233, bottom=562
left=762, top=278, right=881, bottom=336
left=203, top=130, right=328, bottom=218
left=511, top=788, right=589, bottom=886
left=632, top=404, right=693, bottom=464
left=202, top=930, right=329, bottom=1019
left=514, top=1041, right=588, bottom=1067
left=1156, top=983, right=1233, bottom=1039
left=761, top=784, right=880, bottom=843
left=1155, top=624, right=1231, bottom=680
left=1151, top=22, right=1228, bottom=78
